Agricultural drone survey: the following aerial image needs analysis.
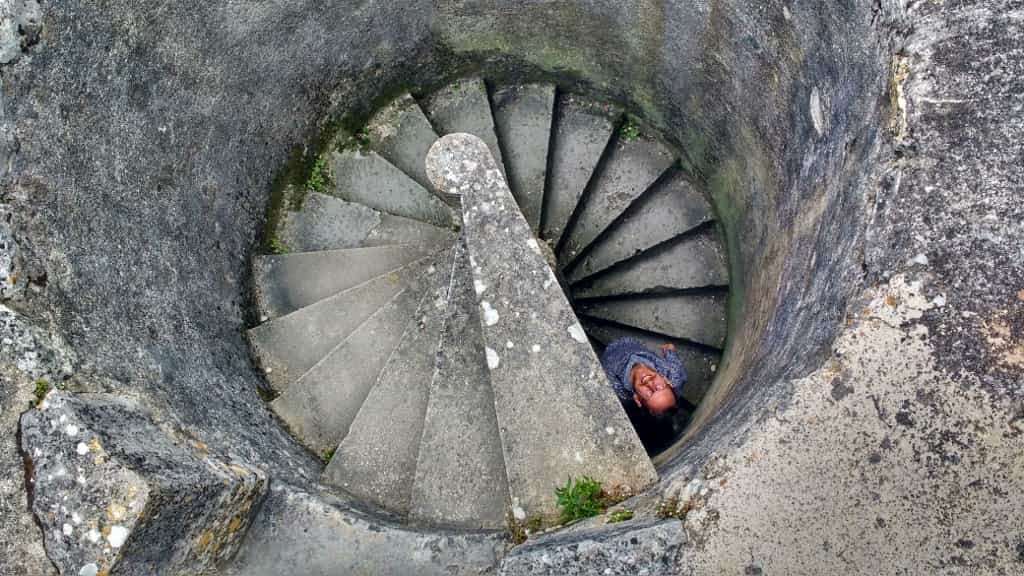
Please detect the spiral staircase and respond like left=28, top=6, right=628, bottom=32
left=248, top=77, right=730, bottom=531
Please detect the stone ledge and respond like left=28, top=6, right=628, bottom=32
left=20, top=392, right=268, bottom=576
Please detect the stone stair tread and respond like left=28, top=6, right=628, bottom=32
left=328, top=149, right=455, bottom=228
left=421, top=76, right=507, bottom=177
left=557, top=135, right=676, bottom=265
left=270, top=255, right=447, bottom=456
left=571, top=227, right=729, bottom=299
left=541, top=96, right=616, bottom=247
left=322, top=248, right=456, bottom=515
left=366, top=93, right=441, bottom=196
left=280, top=192, right=453, bottom=252
left=576, top=292, right=728, bottom=349
left=409, top=239, right=509, bottom=529
left=491, top=83, right=556, bottom=232
left=254, top=244, right=437, bottom=320
left=580, top=318, right=720, bottom=408
left=565, top=172, right=715, bottom=283
left=247, top=256, right=435, bottom=392
left=426, top=133, right=657, bottom=524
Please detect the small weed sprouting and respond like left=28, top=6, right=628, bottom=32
left=33, top=379, right=50, bottom=405
left=555, top=476, right=604, bottom=523
left=268, top=235, right=289, bottom=255
left=306, top=156, right=329, bottom=194
left=321, top=447, right=336, bottom=463
left=607, top=509, right=634, bottom=523
left=619, top=117, right=641, bottom=142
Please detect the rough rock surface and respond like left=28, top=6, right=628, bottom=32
left=20, top=392, right=267, bottom=576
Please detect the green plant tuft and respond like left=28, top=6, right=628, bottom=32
left=268, top=235, right=289, bottom=255
left=619, top=117, right=641, bottom=142
left=33, top=379, right=50, bottom=404
left=321, top=447, right=336, bottom=463
left=555, top=476, right=604, bottom=523
left=306, top=156, right=329, bottom=194
left=607, top=509, right=634, bottom=523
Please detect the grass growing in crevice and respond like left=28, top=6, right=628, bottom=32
left=607, top=508, right=634, bottom=523
left=555, top=476, right=604, bottom=523
left=619, top=116, right=642, bottom=142
left=32, top=379, right=50, bottom=405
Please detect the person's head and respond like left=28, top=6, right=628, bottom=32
left=630, top=363, right=677, bottom=416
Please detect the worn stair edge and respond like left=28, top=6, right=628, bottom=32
left=576, top=291, right=729, bottom=349
left=270, top=257, right=445, bottom=456
left=580, top=317, right=720, bottom=408
left=224, top=484, right=506, bottom=576
left=491, top=83, right=556, bottom=233
left=366, top=93, right=442, bottom=198
left=253, top=244, right=436, bottom=320
left=426, top=133, right=657, bottom=525
left=408, top=238, right=510, bottom=530
left=540, top=96, right=617, bottom=247
left=557, top=132, right=677, bottom=266
left=247, top=256, right=435, bottom=392
left=328, top=148, right=456, bottom=228
left=565, top=171, right=716, bottom=283
left=570, top=227, right=729, bottom=299
left=322, top=247, right=457, bottom=515
left=278, top=192, right=454, bottom=253
left=420, top=76, right=507, bottom=178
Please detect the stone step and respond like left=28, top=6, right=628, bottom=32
left=540, top=96, right=616, bottom=247
left=579, top=318, right=720, bottom=408
left=321, top=248, right=456, bottom=515
left=570, top=226, right=729, bottom=299
left=576, top=292, right=728, bottom=349
left=365, top=93, right=441, bottom=197
left=426, top=133, right=657, bottom=525
left=224, top=484, right=505, bottom=576
left=557, top=133, right=676, bottom=265
left=565, top=172, right=715, bottom=283
left=409, top=238, right=509, bottom=530
left=328, top=149, right=456, bottom=227
left=421, top=76, right=507, bottom=177
left=491, top=83, right=556, bottom=233
left=279, top=193, right=454, bottom=252
left=247, top=256, right=435, bottom=392
left=270, top=256, right=446, bottom=456
left=253, top=244, right=437, bottom=320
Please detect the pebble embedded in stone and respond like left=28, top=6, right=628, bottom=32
left=485, top=347, right=500, bottom=370
left=79, top=564, right=98, bottom=576
left=65, top=424, right=79, bottom=437
left=86, top=528, right=101, bottom=543
left=474, top=279, right=487, bottom=295
left=106, top=525, right=129, bottom=548
left=506, top=341, right=514, bottom=349
left=910, top=253, right=929, bottom=266
left=605, top=427, right=615, bottom=435
left=481, top=301, right=499, bottom=326
left=76, top=442, right=89, bottom=455
left=568, top=324, right=588, bottom=344
left=512, top=505, right=527, bottom=521
left=62, top=523, right=73, bottom=536
left=531, top=344, right=541, bottom=353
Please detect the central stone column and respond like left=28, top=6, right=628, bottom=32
left=426, top=133, right=657, bottom=524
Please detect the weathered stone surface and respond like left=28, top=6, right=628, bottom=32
left=225, top=484, right=506, bottom=576
left=0, top=0, right=40, bottom=65
left=409, top=238, right=509, bottom=529
left=566, top=172, right=714, bottom=283
left=541, top=96, right=616, bottom=246
left=427, top=133, right=656, bottom=524
left=328, top=148, right=455, bottom=227
left=247, top=256, right=434, bottom=391
left=557, top=135, right=675, bottom=265
left=499, top=519, right=683, bottom=576
left=253, top=244, right=436, bottom=320
left=0, top=204, right=27, bottom=300
left=20, top=392, right=267, bottom=576
left=366, top=93, right=441, bottom=196
left=581, top=318, right=719, bottom=409
left=271, top=258, right=443, bottom=455
left=422, top=77, right=507, bottom=177
left=491, top=84, right=556, bottom=232
left=322, top=249, right=451, bottom=513
left=571, top=227, right=728, bottom=299
left=279, top=192, right=454, bottom=253
left=578, top=292, right=727, bottom=349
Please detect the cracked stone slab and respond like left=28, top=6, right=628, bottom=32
left=253, top=244, right=437, bottom=320
left=279, top=193, right=454, bottom=253
left=499, top=519, right=683, bottom=576
left=577, top=292, right=728, bottom=349
left=566, top=172, right=715, bottom=283
left=427, top=133, right=657, bottom=524
left=557, top=134, right=676, bottom=265
left=571, top=227, right=729, bottom=299
left=365, top=93, right=441, bottom=196
left=19, top=392, right=267, bottom=576
left=328, top=148, right=455, bottom=227
left=541, top=96, right=617, bottom=247
left=421, top=76, right=507, bottom=178
left=491, top=84, right=556, bottom=233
